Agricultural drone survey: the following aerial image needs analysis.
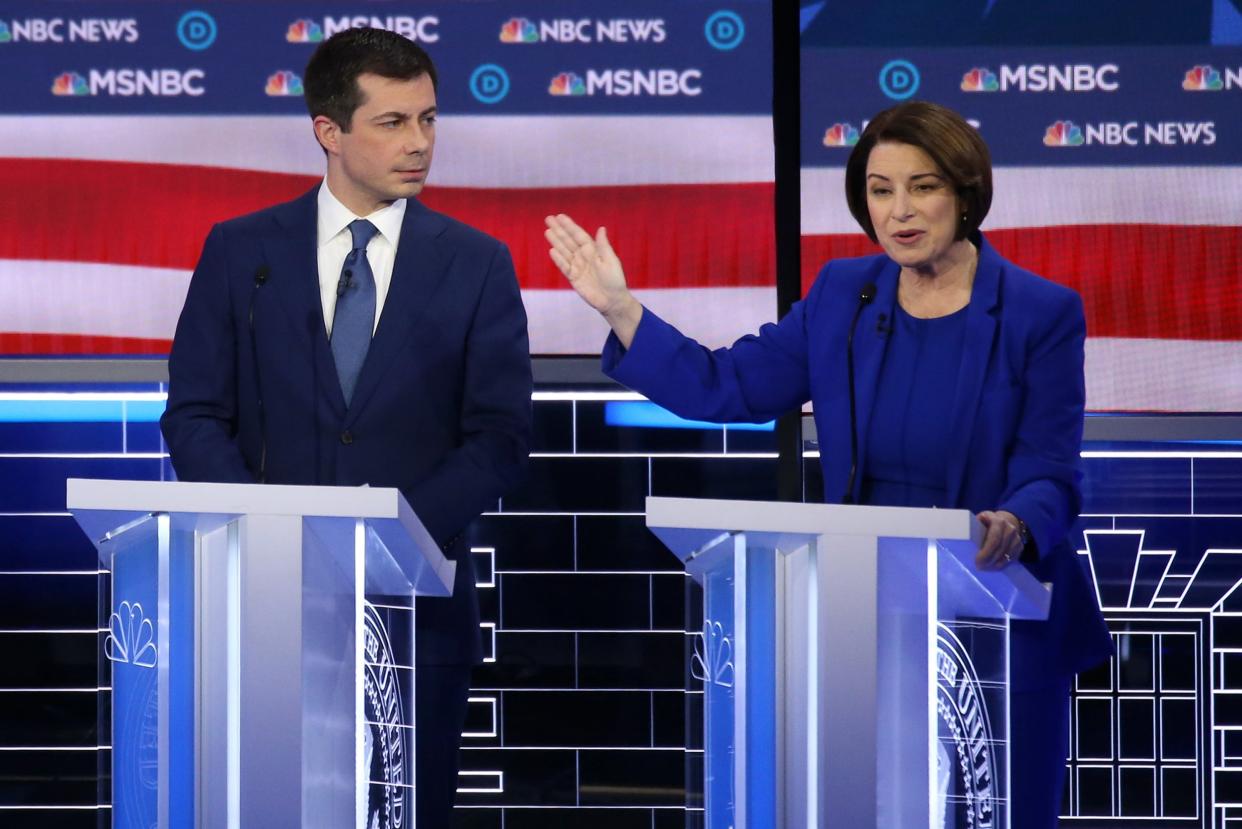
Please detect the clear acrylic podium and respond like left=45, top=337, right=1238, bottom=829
left=67, top=478, right=455, bottom=829
left=646, top=496, right=1052, bottom=829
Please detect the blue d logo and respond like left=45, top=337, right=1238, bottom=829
left=879, top=60, right=920, bottom=100
left=177, top=10, right=217, bottom=51
left=470, top=64, right=510, bottom=104
left=705, top=11, right=745, bottom=50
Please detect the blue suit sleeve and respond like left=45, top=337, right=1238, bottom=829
left=401, top=244, right=533, bottom=547
left=601, top=292, right=814, bottom=424
left=160, top=224, right=256, bottom=484
left=998, top=289, right=1086, bottom=560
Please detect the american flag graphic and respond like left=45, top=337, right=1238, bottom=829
left=0, top=113, right=777, bottom=362
left=801, top=165, right=1242, bottom=411
left=3, top=117, right=1240, bottom=411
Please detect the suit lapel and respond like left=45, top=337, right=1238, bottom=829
left=345, top=199, right=451, bottom=423
left=848, top=262, right=899, bottom=503
left=264, top=187, right=347, bottom=415
left=944, top=238, right=1002, bottom=504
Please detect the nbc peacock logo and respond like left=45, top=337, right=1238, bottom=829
left=548, top=71, right=586, bottom=96
left=0, top=21, right=11, bottom=42
left=961, top=67, right=999, bottom=92
left=52, top=71, right=89, bottom=96
left=822, top=123, right=860, bottom=147
left=286, top=18, right=324, bottom=43
left=1043, top=120, right=1085, bottom=146
left=265, top=70, right=304, bottom=96
left=499, top=17, right=537, bottom=43
left=105, top=601, right=158, bottom=668
left=1183, top=64, right=1223, bottom=91
left=690, top=620, right=735, bottom=688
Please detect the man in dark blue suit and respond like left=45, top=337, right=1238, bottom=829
left=161, top=28, right=532, bottom=827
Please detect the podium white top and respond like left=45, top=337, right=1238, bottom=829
left=647, top=496, right=983, bottom=553
left=646, top=496, right=1049, bottom=620
left=69, top=478, right=423, bottom=522
left=67, top=478, right=454, bottom=595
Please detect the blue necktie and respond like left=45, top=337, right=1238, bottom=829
left=331, top=219, right=379, bottom=405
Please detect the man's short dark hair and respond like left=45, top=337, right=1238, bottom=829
left=304, top=27, right=438, bottom=131
left=844, top=101, right=993, bottom=243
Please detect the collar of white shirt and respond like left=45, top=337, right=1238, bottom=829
left=316, top=179, right=407, bottom=250
left=315, top=180, right=408, bottom=338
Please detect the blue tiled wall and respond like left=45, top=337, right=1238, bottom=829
left=1, top=386, right=1239, bottom=828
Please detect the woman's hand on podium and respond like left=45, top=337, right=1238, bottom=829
left=545, top=213, right=643, bottom=348
left=975, top=509, right=1024, bottom=570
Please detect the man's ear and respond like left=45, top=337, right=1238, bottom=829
left=313, top=115, right=342, bottom=155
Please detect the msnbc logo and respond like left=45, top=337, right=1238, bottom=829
left=51, top=71, right=88, bottom=95
left=549, top=72, right=586, bottom=96
left=1043, top=120, right=1085, bottom=146
left=266, top=70, right=303, bottom=96
left=499, top=17, right=537, bottom=43
left=0, top=21, right=11, bottom=42
left=1183, top=65, right=1223, bottom=91
left=822, top=123, right=859, bottom=147
left=961, top=68, right=999, bottom=92
left=286, top=19, right=324, bottom=43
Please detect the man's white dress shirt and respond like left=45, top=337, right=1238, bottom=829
left=316, top=180, right=407, bottom=336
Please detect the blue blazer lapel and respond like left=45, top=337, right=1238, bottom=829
left=847, top=262, right=899, bottom=503
left=264, top=187, right=347, bottom=415
left=944, top=238, right=1002, bottom=504
left=345, top=199, right=451, bottom=422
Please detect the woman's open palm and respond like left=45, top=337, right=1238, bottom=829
left=544, top=214, right=630, bottom=316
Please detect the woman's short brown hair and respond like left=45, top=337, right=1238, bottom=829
left=844, top=101, right=992, bottom=243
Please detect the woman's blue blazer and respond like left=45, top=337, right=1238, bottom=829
left=605, top=235, right=1113, bottom=683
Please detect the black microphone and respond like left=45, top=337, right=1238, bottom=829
left=876, top=312, right=890, bottom=338
left=248, top=264, right=269, bottom=328
left=336, top=267, right=353, bottom=298
left=249, top=265, right=270, bottom=483
left=843, top=282, right=876, bottom=504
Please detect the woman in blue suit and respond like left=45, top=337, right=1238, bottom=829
left=546, top=101, right=1112, bottom=827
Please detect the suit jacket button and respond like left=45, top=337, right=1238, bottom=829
left=340, top=430, right=353, bottom=445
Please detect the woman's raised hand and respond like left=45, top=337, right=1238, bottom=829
left=544, top=214, right=643, bottom=345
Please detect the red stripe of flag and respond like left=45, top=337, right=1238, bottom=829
left=802, top=225, right=1242, bottom=340
left=0, top=332, right=172, bottom=355
left=3, top=158, right=776, bottom=290
left=7, top=159, right=1239, bottom=342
